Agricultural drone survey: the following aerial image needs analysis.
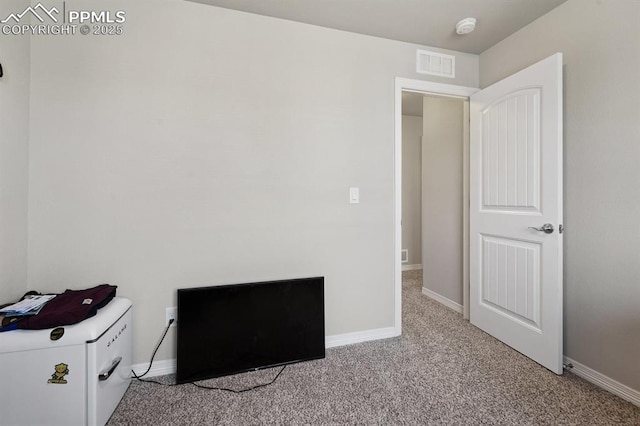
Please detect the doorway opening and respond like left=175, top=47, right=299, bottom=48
left=403, top=92, right=467, bottom=314
left=393, top=78, right=477, bottom=337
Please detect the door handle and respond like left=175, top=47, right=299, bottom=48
left=98, top=356, right=122, bottom=381
left=528, top=223, right=554, bottom=234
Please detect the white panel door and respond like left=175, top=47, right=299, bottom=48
left=470, top=53, right=563, bottom=374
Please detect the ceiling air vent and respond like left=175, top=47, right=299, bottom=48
left=416, top=49, right=455, bottom=78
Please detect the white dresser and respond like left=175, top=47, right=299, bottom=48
left=0, top=297, right=133, bottom=426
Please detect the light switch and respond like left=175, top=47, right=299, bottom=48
left=349, top=187, right=359, bottom=204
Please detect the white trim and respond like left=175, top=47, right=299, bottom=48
left=396, top=78, right=478, bottom=99
left=130, top=327, right=397, bottom=378
left=462, top=100, right=470, bottom=320
left=421, top=287, right=463, bottom=314
left=131, top=359, right=176, bottom=379
left=394, top=77, right=478, bottom=338
left=325, top=327, right=397, bottom=348
left=394, top=80, right=404, bottom=338
left=402, top=264, right=422, bottom=271
left=564, top=356, right=640, bottom=407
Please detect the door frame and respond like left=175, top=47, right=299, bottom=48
left=393, top=78, right=478, bottom=336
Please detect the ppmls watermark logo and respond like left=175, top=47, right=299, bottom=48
left=2, top=2, right=126, bottom=36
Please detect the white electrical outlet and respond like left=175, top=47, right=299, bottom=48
left=165, top=307, right=177, bottom=327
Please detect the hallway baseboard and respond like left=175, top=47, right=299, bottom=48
left=421, top=287, right=463, bottom=314
left=402, top=264, right=422, bottom=271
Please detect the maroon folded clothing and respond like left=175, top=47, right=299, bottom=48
left=18, top=284, right=117, bottom=330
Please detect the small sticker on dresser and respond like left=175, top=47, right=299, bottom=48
left=47, top=363, right=69, bottom=384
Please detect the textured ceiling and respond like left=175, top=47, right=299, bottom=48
left=187, top=0, right=567, bottom=54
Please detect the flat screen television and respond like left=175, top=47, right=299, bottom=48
left=176, top=277, right=325, bottom=384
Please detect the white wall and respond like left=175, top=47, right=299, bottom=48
left=401, top=115, right=422, bottom=266
left=481, top=0, right=640, bottom=392
left=0, top=0, right=30, bottom=304
left=421, top=96, right=464, bottom=305
left=26, top=0, right=479, bottom=363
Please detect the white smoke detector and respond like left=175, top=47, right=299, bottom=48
left=456, top=17, right=477, bottom=35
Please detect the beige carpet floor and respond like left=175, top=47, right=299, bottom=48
left=108, top=270, right=640, bottom=425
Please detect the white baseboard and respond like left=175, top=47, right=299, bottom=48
left=421, top=287, right=463, bottom=314
left=132, top=327, right=397, bottom=378
left=402, top=264, right=422, bottom=271
left=132, top=359, right=176, bottom=378
left=325, top=326, right=397, bottom=348
left=564, top=356, right=640, bottom=407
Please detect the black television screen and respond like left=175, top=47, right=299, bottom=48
left=176, top=277, right=325, bottom=384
